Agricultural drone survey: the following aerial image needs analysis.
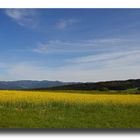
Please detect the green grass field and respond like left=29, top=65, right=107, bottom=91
left=0, top=90, right=140, bottom=128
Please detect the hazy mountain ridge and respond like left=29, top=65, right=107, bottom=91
left=0, top=80, right=72, bottom=90
left=0, top=79, right=140, bottom=90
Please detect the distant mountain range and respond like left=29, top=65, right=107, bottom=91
left=0, top=80, right=74, bottom=90
left=0, top=79, right=140, bottom=90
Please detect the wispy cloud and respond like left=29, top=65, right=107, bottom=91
left=56, top=19, right=79, bottom=29
left=29, top=36, right=140, bottom=82
left=1, top=39, right=140, bottom=82
left=5, top=9, right=39, bottom=28
left=33, top=38, right=138, bottom=54
left=1, top=54, right=140, bottom=82
left=68, top=49, right=140, bottom=64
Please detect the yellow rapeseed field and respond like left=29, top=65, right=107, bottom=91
left=0, top=90, right=140, bottom=105
left=0, top=90, right=140, bottom=128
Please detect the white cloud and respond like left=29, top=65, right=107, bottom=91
left=68, top=49, right=140, bottom=64
left=0, top=63, right=47, bottom=81
left=1, top=47, right=140, bottom=82
left=31, top=41, right=140, bottom=82
left=5, top=9, right=39, bottom=28
left=56, top=19, right=78, bottom=29
left=33, top=38, right=138, bottom=54
left=1, top=37, right=140, bottom=82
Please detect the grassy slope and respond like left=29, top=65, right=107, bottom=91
left=0, top=90, right=140, bottom=128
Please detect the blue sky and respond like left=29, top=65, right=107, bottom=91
left=0, top=9, right=140, bottom=82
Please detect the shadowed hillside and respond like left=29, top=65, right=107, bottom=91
left=44, top=79, right=140, bottom=91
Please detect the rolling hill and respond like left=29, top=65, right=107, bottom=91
left=45, top=79, right=140, bottom=91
